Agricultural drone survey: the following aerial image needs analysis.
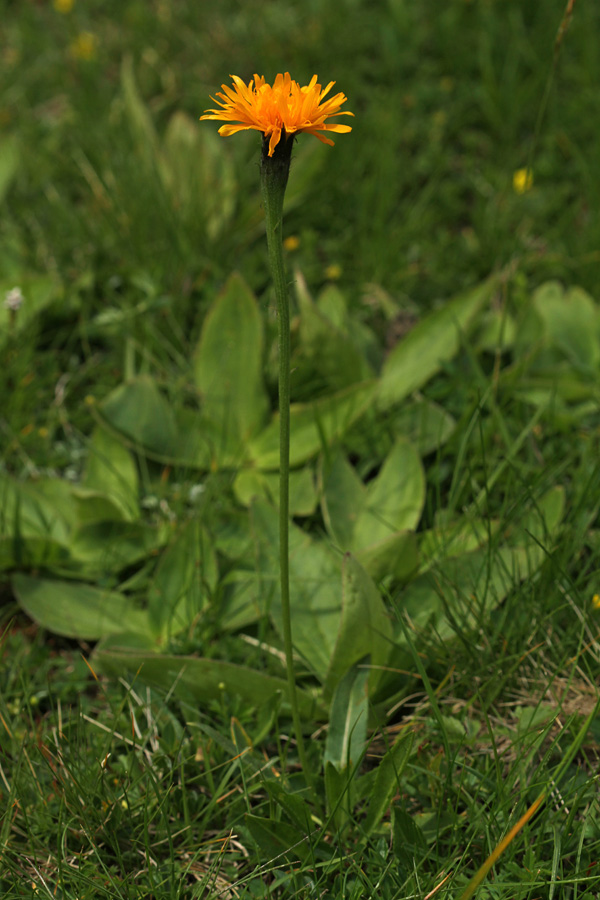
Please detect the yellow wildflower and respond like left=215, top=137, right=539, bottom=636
left=200, top=72, right=353, bottom=157
left=283, top=235, right=300, bottom=251
left=324, top=263, right=342, bottom=280
left=513, top=168, right=533, bottom=194
left=53, top=0, right=75, bottom=12
left=69, top=32, right=97, bottom=61
left=592, top=594, right=600, bottom=610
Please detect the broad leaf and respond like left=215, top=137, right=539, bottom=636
left=249, top=381, right=376, bottom=469
left=533, top=282, right=600, bottom=373
left=321, top=440, right=424, bottom=579
left=12, top=574, right=151, bottom=641
left=69, top=519, right=169, bottom=576
left=93, top=648, right=321, bottom=719
left=356, top=531, right=419, bottom=583
left=362, top=729, right=414, bottom=836
left=249, top=499, right=342, bottom=680
left=378, top=276, right=497, bottom=409
left=98, top=376, right=178, bottom=458
left=233, top=466, right=318, bottom=516
left=0, top=133, right=19, bottom=203
left=399, top=487, right=565, bottom=642
left=295, top=274, right=372, bottom=392
left=325, top=554, right=392, bottom=697
left=324, top=662, right=369, bottom=771
left=245, top=815, right=311, bottom=863
left=387, top=397, right=456, bottom=456
left=80, top=425, right=139, bottom=520
left=193, top=273, right=269, bottom=462
left=147, top=520, right=217, bottom=640
left=320, top=453, right=366, bottom=549
left=354, top=438, right=425, bottom=545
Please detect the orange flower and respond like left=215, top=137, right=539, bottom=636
left=200, top=72, right=353, bottom=157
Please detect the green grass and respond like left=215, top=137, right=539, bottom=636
left=1, top=0, right=600, bottom=898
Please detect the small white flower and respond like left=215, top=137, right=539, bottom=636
left=188, top=483, right=206, bottom=504
left=4, top=286, right=24, bottom=312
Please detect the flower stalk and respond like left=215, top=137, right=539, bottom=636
left=259, top=132, right=312, bottom=784
left=201, top=72, right=352, bottom=789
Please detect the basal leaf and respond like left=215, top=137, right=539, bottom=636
left=354, top=438, right=425, bottom=546
left=193, top=273, right=269, bottom=461
left=233, top=466, right=318, bottom=517
left=93, top=648, right=321, bottom=719
left=324, top=661, right=369, bottom=771
left=147, top=520, right=217, bottom=640
left=533, top=282, right=600, bottom=373
left=356, top=531, right=419, bottom=583
left=378, top=276, right=497, bottom=409
left=249, top=498, right=342, bottom=680
left=362, top=729, right=414, bottom=837
left=245, top=815, right=311, bottom=863
left=325, top=554, right=392, bottom=697
left=320, top=453, right=366, bottom=549
left=249, top=380, right=376, bottom=470
left=12, top=574, right=151, bottom=641
left=81, top=425, right=139, bottom=520
left=98, top=376, right=178, bottom=458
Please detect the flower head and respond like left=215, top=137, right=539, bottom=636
left=69, top=31, right=97, bottom=61
left=513, top=167, right=533, bottom=194
left=200, top=72, right=353, bottom=157
left=4, top=286, right=24, bottom=312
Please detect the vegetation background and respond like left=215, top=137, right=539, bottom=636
left=1, top=0, right=599, bottom=898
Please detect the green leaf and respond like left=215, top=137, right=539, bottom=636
left=320, top=453, right=367, bottom=549
left=399, top=488, right=565, bottom=642
left=295, top=274, right=372, bottom=392
left=193, top=273, right=269, bottom=463
left=80, top=426, right=139, bottom=520
left=71, top=492, right=132, bottom=525
left=162, top=111, right=236, bottom=240
left=378, top=276, right=497, bottom=409
left=249, top=380, right=376, bottom=469
left=69, top=519, right=168, bottom=576
left=98, top=376, right=178, bottom=458
left=0, top=537, right=70, bottom=572
left=0, top=275, right=61, bottom=347
left=356, top=531, right=419, bottom=583
left=0, top=134, right=19, bottom=204
left=249, top=499, right=342, bottom=680
left=388, top=398, right=456, bottom=456
left=147, top=520, right=217, bottom=640
left=476, top=309, right=516, bottom=353
left=264, top=780, right=314, bottom=833
left=92, top=648, right=321, bottom=719
left=245, top=814, right=311, bottom=863
left=324, top=760, right=352, bottom=830
left=355, top=438, right=425, bottom=544
left=12, top=574, right=151, bottom=641
left=232, top=466, right=318, bottom=516
left=533, top=282, right=600, bottom=373
left=325, top=554, right=392, bottom=697
left=419, top=516, right=498, bottom=573
left=362, top=730, right=414, bottom=836
left=324, top=661, right=369, bottom=771
left=320, top=441, right=424, bottom=579
left=392, top=806, right=427, bottom=861
left=0, top=474, right=75, bottom=547
left=121, top=56, right=166, bottom=183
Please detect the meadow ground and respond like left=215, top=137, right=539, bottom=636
left=1, top=1, right=600, bottom=898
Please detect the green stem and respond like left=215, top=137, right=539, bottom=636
left=259, top=133, right=312, bottom=786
